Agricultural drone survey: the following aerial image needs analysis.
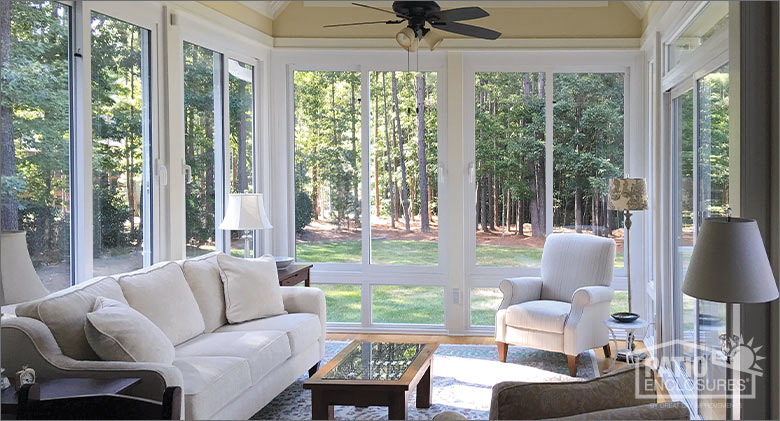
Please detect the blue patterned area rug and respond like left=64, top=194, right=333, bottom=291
left=252, top=341, right=598, bottom=420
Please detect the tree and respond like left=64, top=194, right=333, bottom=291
left=1, top=0, right=17, bottom=231
left=391, top=72, right=411, bottom=232
left=416, top=72, right=429, bottom=232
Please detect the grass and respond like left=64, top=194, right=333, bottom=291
left=312, top=284, right=629, bottom=325
left=297, top=240, right=624, bottom=268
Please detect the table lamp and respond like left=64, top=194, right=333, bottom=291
left=219, top=193, right=273, bottom=258
left=682, top=216, right=779, bottom=419
left=608, top=177, right=648, bottom=314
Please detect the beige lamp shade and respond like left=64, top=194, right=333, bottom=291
left=608, top=178, right=648, bottom=211
left=1, top=231, right=49, bottom=306
left=682, top=217, right=779, bottom=304
left=219, top=193, right=272, bottom=231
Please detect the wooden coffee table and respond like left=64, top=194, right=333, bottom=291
left=303, top=341, right=438, bottom=420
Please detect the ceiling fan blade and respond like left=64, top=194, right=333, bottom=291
left=432, top=21, right=501, bottom=40
left=428, top=7, right=489, bottom=22
left=351, top=2, right=410, bottom=18
left=324, top=20, right=403, bottom=28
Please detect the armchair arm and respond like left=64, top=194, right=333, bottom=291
left=563, top=286, right=614, bottom=355
left=1, top=316, right=183, bottom=401
left=281, top=287, right=326, bottom=356
left=498, top=277, right=544, bottom=310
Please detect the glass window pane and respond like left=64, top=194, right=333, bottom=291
left=293, top=71, right=362, bottom=263
left=668, top=2, right=729, bottom=71
left=673, top=89, right=695, bottom=378
left=553, top=73, right=625, bottom=270
left=2, top=1, right=71, bottom=291
left=91, top=12, right=151, bottom=276
left=228, top=59, right=255, bottom=257
left=184, top=42, right=222, bottom=258
left=369, top=71, right=438, bottom=265
left=311, top=283, right=361, bottom=323
left=470, top=288, right=502, bottom=326
left=474, top=72, right=547, bottom=267
left=372, top=285, right=443, bottom=324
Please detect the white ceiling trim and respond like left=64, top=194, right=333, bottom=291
left=302, top=1, right=608, bottom=8
left=623, top=1, right=650, bottom=20
left=273, top=37, right=640, bottom=50
left=240, top=1, right=290, bottom=19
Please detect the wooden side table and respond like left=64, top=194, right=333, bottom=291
left=277, top=263, right=312, bottom=287
left=1, top=377, right=181, bottom=420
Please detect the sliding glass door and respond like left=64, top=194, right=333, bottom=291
left=671, top=63, right=729, bottom=419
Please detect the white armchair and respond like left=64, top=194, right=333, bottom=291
left=495, top=233, right=616, bottom=377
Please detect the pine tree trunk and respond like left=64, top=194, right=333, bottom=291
left=0, top=0, right=18, bottom=230
left=374, top=92, right=380, bottom=217
left=391, top=73, right=411, bottom=232
left=480, top=175, right=488, bottom=233
left=382, top=73, right=395, bottom=228
left=416, top=73, right=429, bottom=232
left=575, top=186, right=583, bottom=233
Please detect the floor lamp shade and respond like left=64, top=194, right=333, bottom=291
left=1, top=231, right=49, bottom=306
left=219, top=193, right=273, bottom=231
left=682, top=217, right=778, bottom=303
left=608, top=178, right=648, bottom=211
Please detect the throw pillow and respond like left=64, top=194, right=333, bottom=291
left=85, top=297, right=175, bottom=364
left=216, top=254, right=286, bottom=323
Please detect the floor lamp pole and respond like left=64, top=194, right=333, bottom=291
left=624, top=209, right=633, bottom=313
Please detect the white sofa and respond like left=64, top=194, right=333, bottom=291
left=1, top=252, right=325, bottom=420
left=495, top=233, right=616, bottom=377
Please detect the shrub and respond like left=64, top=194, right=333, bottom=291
left=295, top=191, right=313, bottom=233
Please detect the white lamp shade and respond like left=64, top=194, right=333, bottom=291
left=608, top=178, right=648, bottom=211
left=423, top=30, right=443, bottom=51
left=1, top=231, right=49, bottom=306
left=682, top=217, right=779, bottom=304
left=219, top=193, right=273, bottom=231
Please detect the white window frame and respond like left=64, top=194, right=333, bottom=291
left=276, top=50, right=450, bottom=333
left=461, top=50, right=645, bottom=332
left=72, top=1, right=162, bottom=281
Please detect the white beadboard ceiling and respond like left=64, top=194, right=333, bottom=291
left=239, top=1, right=651, bottom=21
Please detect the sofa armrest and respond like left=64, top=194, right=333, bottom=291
left=1, top=316, right=183, bottom=401
left=498, top=277, right=543, bottom=310
left=563, top=286, right=614, bottom=355
left=281, top=287, right=326, bottom=353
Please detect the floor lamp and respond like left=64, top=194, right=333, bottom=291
left=220, top=193, right=273, bottom=258
left=682, top=217, right=779, bottom=420
left=608, top=177, right=648, bottom=315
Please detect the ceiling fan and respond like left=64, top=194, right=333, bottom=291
left=324, top=1, right=501, bottom=51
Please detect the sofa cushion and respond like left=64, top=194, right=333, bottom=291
left=173, top=356, right=252, bottom=420
left=215, top=313, right=321, bottom=355
left=180, top=253, right=227, bottom=332
left=85, top=297, right=175, bottom=364
left=175, top=331, right=291, bottom=382
left=217, top=254, right=285, bottom=324
left=15, top=277, right=127, bottom=360
left=505, top=300, right=571, bottom=333
left=118, top=262, right=205, bottom=346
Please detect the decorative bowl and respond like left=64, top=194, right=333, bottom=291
left=611, top=312, right=640, bottom=323
left=275, top=257, right=294, bottom=269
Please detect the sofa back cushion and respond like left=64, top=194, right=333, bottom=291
left=85, top=297, right=176, bottom=363
left=15, top=277, right=127, bottom=360
left=217, top=254, right=285, bottom=324
left=540, top=233, right=616, bottom=302
left=118, top=261, right=205, bottom=345
left=180, top=253, right=227, bottom=332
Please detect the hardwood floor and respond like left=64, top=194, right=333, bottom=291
left=326, top=333, right=670, bottom=402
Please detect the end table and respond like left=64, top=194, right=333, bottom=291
left=277, top=263, right=312, bottom=287
left=603, top=317, right=649, bottom=372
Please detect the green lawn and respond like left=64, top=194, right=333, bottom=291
left=297, top=240, right=624, bottom=268
left=313, top=284, right=629, bottom=325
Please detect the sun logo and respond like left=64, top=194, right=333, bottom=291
left=722, top=334, right=765, bottom=376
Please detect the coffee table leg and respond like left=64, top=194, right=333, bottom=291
left=311, top=390, right=334, bottom=420
left=388, top=391, right=409, bottom=420
left=416, top=361, right=432, bottom=408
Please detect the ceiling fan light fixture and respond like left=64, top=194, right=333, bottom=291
left=423, top=30, right=444, bottom=51
left=396, top=27, right=416, bottom=50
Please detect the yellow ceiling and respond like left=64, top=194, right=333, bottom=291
left=200, top=1, right=644, bottom=40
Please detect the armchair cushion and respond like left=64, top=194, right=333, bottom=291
left=505, top=300, right=571, bottom=333
left=540, top=234, right=616, bottom=302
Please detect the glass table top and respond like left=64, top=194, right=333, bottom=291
left=323, top=342, right=425, bottom=381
